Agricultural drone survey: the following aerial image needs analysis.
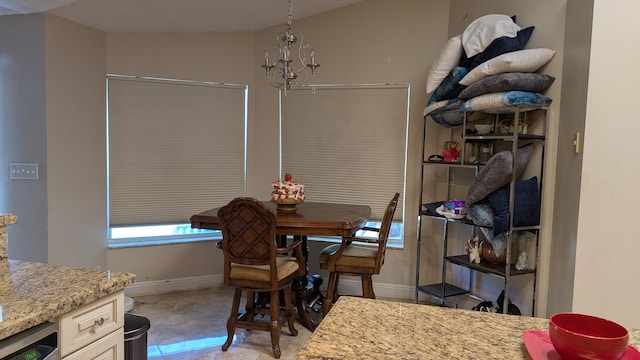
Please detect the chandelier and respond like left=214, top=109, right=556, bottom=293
left=261, top=0, right=320, bottom=93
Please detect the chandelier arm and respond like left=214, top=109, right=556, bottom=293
left=260, top=0, right=319, bottom=92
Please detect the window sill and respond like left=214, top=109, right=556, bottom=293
left=108, top=235, right=404, bottom=250
left=108, top=235, right=220, bottom=249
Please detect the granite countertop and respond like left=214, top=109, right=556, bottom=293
left=0, top=259, right=135, bottom=340
left=296, top=296, right=640, bottom=360
left=0, top=214, right=18, bottom=259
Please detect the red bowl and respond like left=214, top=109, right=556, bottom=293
left=549, top=312, right=629, bottom=360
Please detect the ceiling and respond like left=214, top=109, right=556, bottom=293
left=0, top=0, right=364, bottom=32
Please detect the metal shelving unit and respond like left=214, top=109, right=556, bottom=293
left=415, top=104, right=548, bottom=315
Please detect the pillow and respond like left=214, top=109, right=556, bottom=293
left=466, top=143, right=533, bottom=205
left=423, top=98, right=458, bottom=117
left=487, top=176, right=541, bottom=236
left=466, top=200, right=494, bottom=227
left=426, top=35, right=463, bottom=94
left=428, top=66, right=469, bottom=104
left=479, top=228, right=509, bottom=258
left=459, top=26, right=534, bottom=70
left=458, top=72, right=555, bottom=99
left=460, top=91, right=552, bottom=112
left=428, top=100, right=466, bottom=128
left=461, top=14, right=521, bottom=58
left=459, top=48, right=556, bottom=86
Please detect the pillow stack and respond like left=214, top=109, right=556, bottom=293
left=464, top=144, right=541, bottom=257
left=424, top=14, right=555, bottom=126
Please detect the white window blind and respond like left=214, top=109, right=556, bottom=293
left=280, top=84, right=408, bottom=221
left=107, top=76, right=247, bottom=226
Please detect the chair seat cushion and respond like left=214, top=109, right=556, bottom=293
left=319, top=243, right=377, bottom=270
left=230, top=255, right=299, bottom=282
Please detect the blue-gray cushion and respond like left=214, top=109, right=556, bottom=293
left=428, top=100, right=466, bottom=128
left=466, top=143, right=533, bottom=205
left=458, top=73, right=555, bottom=100
left=487, top=176, right=541, bottom=236
left=466, top=200, right=494, bottom=227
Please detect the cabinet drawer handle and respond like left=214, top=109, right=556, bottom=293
left=95, top=317, right=105, bottom=326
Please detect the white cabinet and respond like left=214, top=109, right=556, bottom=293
left=62, top=328, right=124, bottom=360
left=59, top=290, right=125, bottom=360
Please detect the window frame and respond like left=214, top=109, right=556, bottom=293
left=278, top=83, right=410, bottom=248
left=106, top=75, right=248, bottom=247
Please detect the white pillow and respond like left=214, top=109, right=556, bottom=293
left=459, top=48, right=556, bottom=86
left=462, top=14, right=521, bottom=58
left=426, top=35, right=463, bottom=94
left=423, top=99, right=451, bottom=117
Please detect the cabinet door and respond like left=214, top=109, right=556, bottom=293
left=62, top=327, right=124, bottom=360
left=59, top=291, right=124, bottom=357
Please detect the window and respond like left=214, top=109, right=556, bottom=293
left=106, top=75, right=247, bottom=246
left=279, top=84, right=409, bottom=247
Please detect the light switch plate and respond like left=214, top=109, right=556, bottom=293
left=9, top=163, right=38, bottom=180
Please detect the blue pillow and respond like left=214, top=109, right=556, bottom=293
left=460, top=26, right=535, bottom=70
left=428, top=66, right=469, bottom=104
left=460, top=91, right=552, bottom=112
left=466, top=200, right=494, bottom=227
left=428, top=99, right=466, bottom=128
left=487, top=176, right=540, bottom=236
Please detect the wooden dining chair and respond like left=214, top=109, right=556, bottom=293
left=319, top=192, right=400, bottom=316
left=218, top=197, right=305, bottom=359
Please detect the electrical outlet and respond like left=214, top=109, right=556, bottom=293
left=9, top=163, right=38, bottom=180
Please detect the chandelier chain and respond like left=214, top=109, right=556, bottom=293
left=287, top=0, right=293, bottom=29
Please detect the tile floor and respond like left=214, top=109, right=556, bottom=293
left=130, top=287, right=322, bottom=360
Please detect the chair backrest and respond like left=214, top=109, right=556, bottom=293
left=373, top=192, right=400, bottom=271
left=217, top=197, right=278, bottom=279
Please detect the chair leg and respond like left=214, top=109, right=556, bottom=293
left=222, top=287, right=242, bottom=351
left=362, top=275, right=375, bottom=299
left=246, top=290, right=255, bottom=326
left=282, top=285, right=298, bottom=336
left=323, top=272, right=339, bottom=317
left=269, top=290, right=282, bottom=359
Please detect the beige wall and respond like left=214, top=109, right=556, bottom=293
left=45, top=14, right=108, bottom=268
left=548, top=0, right=592, bottom=317
left=0, top=14, right=48, bottom=263
left=571, top=0, right=640, bottom=327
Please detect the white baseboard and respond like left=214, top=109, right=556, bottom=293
left=329, top=277, right=415, bottom=302
left=124, top=274, right=224, bottom=297
left=124, top=274, right=415, bottom=302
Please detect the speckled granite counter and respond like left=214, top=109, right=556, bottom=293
left=0, top=259, right=135, bottom=340
left=295, top=296, right=640, bottom=359
left=0, top=214, right=18, bottom=259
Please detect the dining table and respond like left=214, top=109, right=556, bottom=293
left=190, top=200, right=371, bottom=331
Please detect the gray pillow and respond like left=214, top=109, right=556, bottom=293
left=466, top=143, right=533, bottom=205
left=466, top=200, right=494, bottom=227
left=458, top=72, right=555, bottom=100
